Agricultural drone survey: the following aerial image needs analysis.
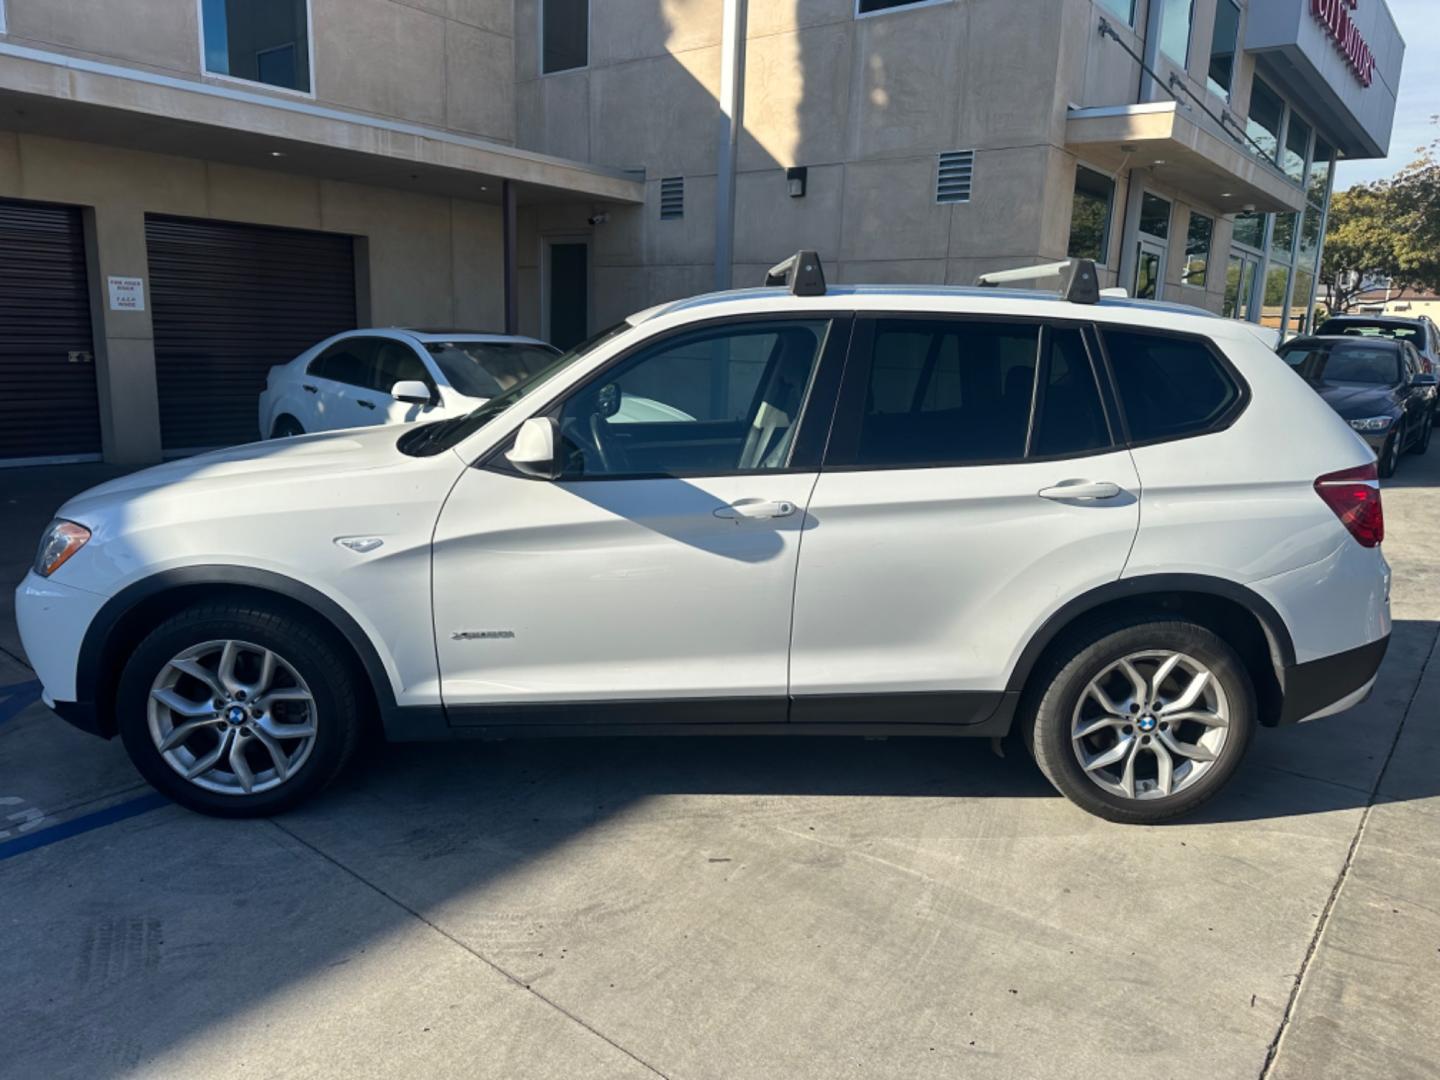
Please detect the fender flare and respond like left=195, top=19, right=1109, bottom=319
left=1003, top=573, right=1296, bottom=694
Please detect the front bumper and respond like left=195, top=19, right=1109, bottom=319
left=1277, top=635, right=1390, bottom=724
left=14, top=570, right=109, bottom=720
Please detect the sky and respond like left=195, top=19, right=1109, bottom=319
left=1333, top=0, right=1438, bottom=189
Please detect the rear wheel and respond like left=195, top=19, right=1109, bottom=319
left=1025, top=620, right=1256, bottom=824
left=271, top=415, right=304, bottom=439
left=116, top=603, right=362, bottom=817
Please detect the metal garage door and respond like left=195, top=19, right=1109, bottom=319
left=146, top=215, right=357, bottom=451
left=0, top=198, right=100, bottom=463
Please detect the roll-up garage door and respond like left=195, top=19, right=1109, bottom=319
left=146, top=215, right=357, bottom=451
left=0, top=198, right=101, bottom=463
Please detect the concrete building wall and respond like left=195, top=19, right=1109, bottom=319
left=0, top=131, right=506, bottom=463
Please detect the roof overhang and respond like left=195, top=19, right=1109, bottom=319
left=1066, top=101, right=1306, bottom=216
left=0, top=42, right=644, bottom=207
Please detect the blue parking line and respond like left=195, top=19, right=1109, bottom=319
left=0, top=680, right=44, bottom=728
left=0, top=792, right=170, bottom=862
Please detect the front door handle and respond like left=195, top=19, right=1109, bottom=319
left=356, top=399, right=376, bottom=410
left=713, top=499, right=798, bottom=521
left=1038, top=479, right=1122, bottom=501
left=302, top=384, right=318, bottom=393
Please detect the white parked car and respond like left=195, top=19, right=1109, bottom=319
left=257, top=328, right=560, bottom=439
left=18, top=253, right=1391, bottom=824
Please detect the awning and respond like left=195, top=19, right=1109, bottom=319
left=1066, top=101, right=1306, bottom=216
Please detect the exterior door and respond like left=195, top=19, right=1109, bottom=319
left=788, top=317, right=1141, bottom=715
left=431, top=316, right=842, bottom=718
left=1135, top=237, right=1166, bottom=301
left=545, top=239, right=589, bottom=351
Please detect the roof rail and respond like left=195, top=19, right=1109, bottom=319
left=765, top=250, right=827, bottom=297
left=975, top=258, right=1100, bottom=305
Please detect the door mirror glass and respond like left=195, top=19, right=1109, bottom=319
left=506, top=417, right=560, bottom=479
left=391, top=380, right=433, bottom=405
left=595, top=382, right=622, bottom=418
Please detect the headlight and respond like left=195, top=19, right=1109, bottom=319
left=34, top=520, right=91, bottom=577
left=1349, top=416, right=1394, bottom=432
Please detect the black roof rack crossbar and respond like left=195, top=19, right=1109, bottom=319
left=764, top=250, right=827, bottom=296
left=974, top=258, right=1100, bottom=304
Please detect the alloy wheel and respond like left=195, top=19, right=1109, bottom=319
left=1070, top=650, right=1230, bottom=801
left=147, top=639, right=318, bottom=796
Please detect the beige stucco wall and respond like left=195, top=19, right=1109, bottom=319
left=2, top=0, right=517, bottom=142
left=0, top=131, right=508, bottom=464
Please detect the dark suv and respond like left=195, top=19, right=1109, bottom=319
left=1279, top=334, right=1437, bottom=476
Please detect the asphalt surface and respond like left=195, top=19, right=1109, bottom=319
left=1, top=453, right=1438, bottom=1080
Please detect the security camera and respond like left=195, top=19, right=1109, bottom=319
left=587, top=212, right=610, bottom=226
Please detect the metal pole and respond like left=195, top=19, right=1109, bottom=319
left=714, top=0, right=747, bottom=291
left=502, top=179, right=518, bottom=335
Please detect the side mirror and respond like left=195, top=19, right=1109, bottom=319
left=505, top=416, right=560, bottom=479
left=1414, top=372, right=1438, bottom=387
left=391, top=380, right=433, bottom=405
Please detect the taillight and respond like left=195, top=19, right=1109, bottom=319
left=1315, top=463, right=1383, bottom=548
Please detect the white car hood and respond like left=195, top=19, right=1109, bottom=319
left=59, top=426, right=428, bottom=524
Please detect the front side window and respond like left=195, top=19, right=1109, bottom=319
left=555, top=320, right=828, bottom=478
left=1246, top=78, right=1285, bottom=164
left=428, top=342, right=558, bottom=399
left=1207, top=0, right=1240, bottom=99
left=1183, top=212, right=1213, bottom=288
left=1104, top=330, right=1241, bottom=442
left=309, top=338, right=376, bottom=387
left=1159, top=0, right=1194, bottom=65
left=201, top=0, right=311, bottom=93
left=1068, top=166, right=1115, bottom=264
left=541, top=0, right=588, bottom=74
left=372, top=341, right=431, bottom=394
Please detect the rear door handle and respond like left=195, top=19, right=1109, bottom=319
left=1038, top=480, right=1122, bottom=501
left=302, top=384, right=318, bottom=393
left=356, top=399, right=376, bottom=410
left=713, top=499, right=798, bottom=521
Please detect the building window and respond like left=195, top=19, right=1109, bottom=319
left=1283, top=113, right=1312, bottom=184
left=200, top=0, right=311, bottom=93
left=1068, top=166, right=1115, bottom=264
left=1308, top=139, right=1334, bottom=205
left=1207, top=0, right=1240, bottom=99
left=1139, top=192, right=1171, bottom=239
left=1183, top=212, right=1213, bottom=288
left=1232, top=211, right=1265, bottom=251
left=1262, top=263, right=1292, bottom=333
left=541, top=0, right=588, bottom=74
left=857, top=0, right=940, bottom=13
left=1096, top=0, right=1136, bottom=27
left=1159, top=0, right=1194, bottom=66
left=0, top=1, right=7, bottom=34
left=1271, top=212, right=1298, bottom=261
left=1246, top=78, right=1285, bottom=164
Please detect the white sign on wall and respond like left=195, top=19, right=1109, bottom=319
left=107, top=276, right=145, bottom=312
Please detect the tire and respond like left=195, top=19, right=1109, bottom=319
left=270, top=415, right=304, bottom=439
left=116, top=603, right=363, bottom=817
left=1378, top=434, right=1400, bottom=478
left=1409, top=412, right=1431, bottom=455
left=1024, top=619, right=1256, bottom=824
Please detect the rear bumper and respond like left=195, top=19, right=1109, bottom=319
left=1277, top=635, right=1389, bottom=724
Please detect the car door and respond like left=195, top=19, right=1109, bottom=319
left=788, top=316, right=1141, bottom=720
left=430, top=315, right=848, bottom=721
left=306, top=337, right=379, bottom=432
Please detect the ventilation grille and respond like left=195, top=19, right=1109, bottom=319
left=660, top=177, right=684, bottom=220
left=936, top=150, right=974, bottom=204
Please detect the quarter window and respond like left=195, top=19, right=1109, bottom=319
left=309, top=338, right=376, bottom=387
left=1104, top=331, right=1241, bottom=442
left=541, top=0, right=588, bottom=74
left=1068, top=166, right=1116, bottom=264
left=201, top=0, right=311, bottom=93
left=555, top=320, right=828, bottom=478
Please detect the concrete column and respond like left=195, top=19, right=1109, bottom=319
left=87, top=204, right=163, bottom=465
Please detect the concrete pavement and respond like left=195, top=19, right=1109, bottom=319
left=1, top=456, right=1437, bottom=1080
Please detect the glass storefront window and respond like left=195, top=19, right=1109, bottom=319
left=1139, top=193, right=1172, bottom=239
left=1224, top=255, right=1258, bottom=320
left=1232, top=212, right=1265, bottom=251
left=1247, top=78, right=1285, bottom=164
left=1289, top=269, right=1316, bottom=335
left=1271, top=212, right=1297, bottom=260
left=1068, top=166, right=1116, bottom=263
left=1183, top=212, right=1213, bottom=288
left=1097, top=0, right=1135, bottom=26
left=1160, top=0, right=1195, bottom=65
left=1207, top=0, right=1240, bottom=100
left=1308, top=139, right=1334, bottom=206
left=1284, top=113, right=1312, bottom=184
left=1298, top=208, right=1322, bottom=270
left=1262, top=263, right=1292, bottom=332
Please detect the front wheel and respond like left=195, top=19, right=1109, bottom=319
left=1409, top=412, right=1431, bottom=455
left=1025, top=620, right=1256, bottom=824
left=1378, top=433, right=1401, bottom=477
left=116, top=603, right=362, bottom=817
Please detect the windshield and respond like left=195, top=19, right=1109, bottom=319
left=398, top=322, right=633, bottom=457
left=1280, top=340, right=1401, bottom=385
left=1316, top=319, right=1422, bottom=346
left=427, top=341, right=559, bottom=399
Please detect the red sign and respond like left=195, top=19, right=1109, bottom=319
left=1312, top=0, right=1375, bottom=87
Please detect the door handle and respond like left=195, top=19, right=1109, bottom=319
left=1038, top=480, right=1122, bottom=501
left=356, top=399, right=376, bottom=410
left=713, top=499, right=798, bottom=521
left=302, top=384, right=318, bottom=393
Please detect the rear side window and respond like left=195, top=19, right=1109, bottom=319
left=309, top=338, right=376, bottom=387
left=1103, top=330, right=1241, bottom=442
left=1031, top=329, right=1111, bottom=457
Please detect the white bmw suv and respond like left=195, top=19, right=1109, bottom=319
left=16, top=254, right=1391, bottom=823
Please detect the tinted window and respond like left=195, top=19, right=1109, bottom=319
left=201, top=0, right=311, bottom=92
left=1207, top=0, right=1240, bottom=98
left=429, top=342, right=559, bottom=399
left=541, top=0, right=588, bottom=73
left=1316, top=319, right=1423, bottom=346
left=1068, top=166, right=1115, bottom=263
left=373, top=341, right=431, bottom=394
left=1031, top=329, right=1111, bottom=457
left=555, top=320, right=828, bottom=478
left=1104, top=331, right=1240, bottom=441
left=1321, top=345, right=1401, bottom=385
left=852, top=320, right=1040, bottom=466
left=309, top=338, right=375, bottom=387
